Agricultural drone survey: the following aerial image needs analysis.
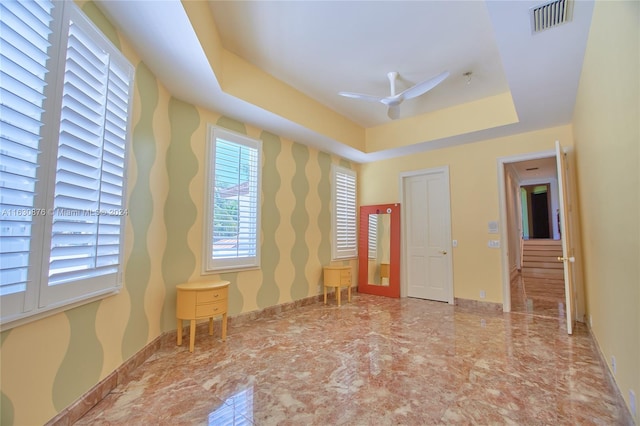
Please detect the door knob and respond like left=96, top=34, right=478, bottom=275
left=557, top=256, right=576, bottom=263
left=440, top=250, right=447, bottom=255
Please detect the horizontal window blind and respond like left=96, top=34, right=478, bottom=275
left=333, top=166, right=357, bottom=259
left=0, top=0, right=53, bottom=296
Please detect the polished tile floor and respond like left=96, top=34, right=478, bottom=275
left=76, top=293, right=632, bottom=425
left=510, top=271, right=567, bottom=319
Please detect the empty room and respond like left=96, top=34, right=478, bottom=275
left=0, top=0, right=638, bottom=425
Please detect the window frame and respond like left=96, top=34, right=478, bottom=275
left=331, top=164, right=358, bottom=260
left=0, top=0, right=134, bottom=329
left=202, top=125, right=263, bottom=273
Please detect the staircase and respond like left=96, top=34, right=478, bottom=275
left=521, top=239, right=565, bottom=298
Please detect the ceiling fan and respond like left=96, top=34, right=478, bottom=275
left=338, top=71, right=450, bottom=120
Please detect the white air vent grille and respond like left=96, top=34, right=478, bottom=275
left=531, top=0, right=572, bottom=33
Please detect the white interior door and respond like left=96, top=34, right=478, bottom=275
left=556, top=141, right=576, bottom=334
left=403, top=168, right=452, bottom=302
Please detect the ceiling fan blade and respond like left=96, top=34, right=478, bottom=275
left=399, top=71, right=450, bottom=101
left=387, top=105, right=400, bottom=120
left=338, top=91, right=384, bottom=103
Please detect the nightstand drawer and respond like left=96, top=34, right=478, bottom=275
left=197, top=287, right=228, bottom=304
left=195, top=300, right=227, bottom=318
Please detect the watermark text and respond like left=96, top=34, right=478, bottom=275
left=1, top=208, right=129, bottom=217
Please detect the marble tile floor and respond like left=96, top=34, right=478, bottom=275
left=76, top=293, right=633, bottom=425
left=510, top=272, right=567, bottom=320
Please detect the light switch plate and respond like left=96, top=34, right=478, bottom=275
left=488, top=221, right=499, bottom=234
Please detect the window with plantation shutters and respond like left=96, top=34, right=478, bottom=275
left=0, top=0, right=53, bottom=308
left=0, top=0, right=134, bottom=327
left=332, top=165, right=357, bottom=259
left=204, top=126, right=262, bottom=272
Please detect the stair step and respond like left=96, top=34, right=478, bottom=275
left=522, top=270, right=565, bottom=279
left=522, top=239, right=562, bottom=245
left=523, top=261, right=564, bottom=269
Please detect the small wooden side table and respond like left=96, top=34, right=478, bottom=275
left=323, top=266, right=352, bottom=306
left=176, top=281, right=230, bottom=352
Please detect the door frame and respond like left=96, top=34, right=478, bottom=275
left=497, top=150, right=556, bottom=312
left=399, top=166, right=454, bottom=303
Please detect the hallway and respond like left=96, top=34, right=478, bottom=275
left=73, top=294, right=631, bottom=425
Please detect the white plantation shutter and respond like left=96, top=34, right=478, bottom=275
left=41, top=7, right=133, bottom=305
left=332, top=165, right=357, bottom=259
left=204, top=127, right=262, bottom=272
left=49, top=16, right=110, bottom=284
left=0, top=0, right=133, bottom=325
left=0, top=0, right=54, bottom=316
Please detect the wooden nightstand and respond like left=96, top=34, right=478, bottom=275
left=323, top=266, right=352, bottom=306
left=176, top=281, right=230, bottom=352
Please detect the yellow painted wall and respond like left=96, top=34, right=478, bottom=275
left=365, top=92, right=519, bottom=153
left=572, top=0, right=639, bottom=420
left=360, top=125, right=573, bottom=303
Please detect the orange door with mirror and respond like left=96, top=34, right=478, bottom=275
left=358, top=203, right=400, bottom=298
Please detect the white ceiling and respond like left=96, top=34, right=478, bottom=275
left=96, top=0, right=595, bottom=163
left=510, top=156, right=558, bottom=182
left=209, top=1, right=510, bottom=127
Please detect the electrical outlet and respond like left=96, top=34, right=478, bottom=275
left=488, top=240, right=500, bottom=248
left=480, top=290, right=486, bottom=299
left=589, top=315, right=593, bottom=327
left=611, top=356, right=617, bottom=375
left=630, top=390, right=637, bottom=418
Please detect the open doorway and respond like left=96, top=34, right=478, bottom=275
left=501, top=155, right=566, bottom=319
left=522, top=183, right=552, bottom=239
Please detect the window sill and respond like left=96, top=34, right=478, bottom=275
left=0, top=288, right=121, bottom=332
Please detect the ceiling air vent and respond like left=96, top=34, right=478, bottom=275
left=530, top=0, right=572, bottom=33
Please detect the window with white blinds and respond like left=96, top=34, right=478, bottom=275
left=0, top=0, right=134, bottom=326
left=204, top=126, right=262, bottom=272
left=332, top=165, right=357, bottom=259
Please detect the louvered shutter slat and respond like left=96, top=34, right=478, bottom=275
left=1, top=81, right=46, bottom=118
left=1, top=104, right=45, bottom=136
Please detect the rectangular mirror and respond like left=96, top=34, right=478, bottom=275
left=367, top=213, right=391, bottom=286
left=358, top=204, right=400, bottom=298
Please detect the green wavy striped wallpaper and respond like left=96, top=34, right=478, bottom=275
left=0, top=4, right=357, bottom=425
